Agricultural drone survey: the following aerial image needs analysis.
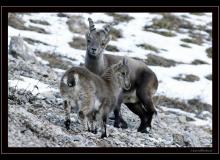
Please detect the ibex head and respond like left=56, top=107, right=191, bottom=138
left=115, top=57, right=131, bottom=91
left=86, top=18, right=112, bottom=58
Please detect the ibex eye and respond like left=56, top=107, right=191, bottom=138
left=87, top=39, right=91, bottom=43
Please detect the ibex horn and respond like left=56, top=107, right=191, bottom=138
left=88, top=18, right=96, bottom=32
left=103, top=23, right=111, bottom=34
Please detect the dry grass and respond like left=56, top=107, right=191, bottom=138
left=206, top=47, right=212, bottom=58
left=106, top=45, right=119, bottom=52
left=144, top=13, right=194, bottom=32
left=173, top=74, right=200, bottom=82
left=145, top=54, right=182, bottom=67
left=106, top=13, right=134, bottom=24
left=137, top=43, right=159, bottom=53
left=68, top=37, right=86, bottom=50
left=191, top=59, right=208, bottom=65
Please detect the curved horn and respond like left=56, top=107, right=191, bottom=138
left=103, top=23, right=111, bottom=34
left=88, top=18, right=96, bottom=32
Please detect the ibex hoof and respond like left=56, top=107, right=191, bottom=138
left=91, top=128, right=97, bottom=134
left=64, top=119, right=71, bottom=130
left=101, top=133, right=107, bottom=138
left=114, top=122, right=120, bottom=128
left=114, top=120, right=128, bottom=129
left=139, top=129, right=149, bottom=134
left=138, top=126, right=151, bottom=134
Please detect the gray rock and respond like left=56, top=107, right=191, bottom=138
left=178, top=115, right=187, bottom=123
left=9, top=36, right=36, bottom=62
left=172, top=133, right=185, bottom=146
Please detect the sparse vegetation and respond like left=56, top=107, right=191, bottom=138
left=191, top=59, right=208, bottom=65
left=137, top=43, right=159, bottom=53
left=190, top=13, right=205, bottom=16
left=8, top=13, right=50, bottom=34
left=23, top=37, right=49, bottom=46
left=68, top=37, right=86, bottom=50
left=8, top=13, right=26, bottom=30
left=154, top=95, right=211, bottom=113
left=188, top=31, right=204, bottom=45
left=35, top=51, right=74, bottom=70
left=180, top=38, right=202, bottom=45
left=180, top=44, right=191, bottom=48
left=106, top=13, right=134, bottom=24
left=173, top=74, right=200, bottom=82
left=188, top=99, right=212, bottom=113
left=205, top=74, right=212, bottom=80
left=144, top=13, right=194, bottom=32
left=111, top=28, right=123, bottom=40
left=105, top=45, right=119, bottom=52
left=145, top=54, right=181, bottom=67
left=57, top=13, right=70, bottom=18
left=66, top=15, right=87, bottom=34
left=206, top=47, right=212, bottom=58
left=146, top=30, right=176, bottom=37
left=27, top=25, right=49, bottom=34
left=29, top=19, right=50, bottom=25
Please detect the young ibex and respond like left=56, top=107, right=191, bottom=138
left=60, top=58, right=131, bottom=138
left=85, top=18, right=158, bottom=133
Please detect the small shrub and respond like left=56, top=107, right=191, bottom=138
left=180, top=44, right=191, bottom=48
left=144, top=13, right=193, bottom=32
left=180, top=38, right=202, bottom=45
left=145, top=54, right=181, bottom=67
left=35, top=51, right=74, bottom=70
left=147, top=30, right=176, bottom=37
left=66, top=15, right=87, bottom=34
left=29, top=19, right=50, bottom=25
left=190, top=12, right=205, bottom=16
left=206, top=47, right=212, bottom=58
left=68, top=37, right=86, bottom=50
left=137, top=43, right=159, bottom=53
left=173, top=74, right=200, bottom=82
left=23, top=37, right=49, bottom=46
left=106, top=13, right=134, bottom=24
left=191, top=59, right=208, bottom=65
left=205, top=74, right=212, bottom=80
left=105, top=45, right=119, bottom=52
left=111, top=28, right=123, bottom=40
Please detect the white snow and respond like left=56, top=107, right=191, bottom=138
left=8, top=76, right=57, bottom=95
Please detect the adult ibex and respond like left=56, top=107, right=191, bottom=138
left=60, top=58, right=131, bottom=138
left=85, top=18, right=158, bottom=133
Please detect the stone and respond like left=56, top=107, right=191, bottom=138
left=178, top=115, right=187, bottom=123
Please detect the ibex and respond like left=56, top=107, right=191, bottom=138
left=60, top=58, right=131, bottom=138
left=85, top=18, right=158, bottom=133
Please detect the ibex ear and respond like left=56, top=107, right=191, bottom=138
left=103, top=23, right=112, bottom=35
